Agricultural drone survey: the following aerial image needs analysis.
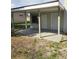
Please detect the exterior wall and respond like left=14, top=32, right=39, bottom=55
left=41, top=13, right=48, bottom=29
left=13, top=12, right=25, bottom=23
left=12, top=11, right=66, bottom=33
left=31, top=12, right=65, bottom=32
left=60, top=0, right=67, bottom=33
left=31, top=23, right=38, bottom=29
left=64, top=0, right=67, bottom=9
left=60, top=11, right=64, bottom=32
left=40, top=12, right=58, bottom=31
left=40, top=12, right=66, bottom=33
left=51, top=12, right=58, bottom=31
left=47, top=13, right=51, bottom=30
left=30, top=11, right=67, bottom=33
left=12, top=12, right=31, bottom=23
left=63, top=0, right=67, bottom=33
left=63, top=10, right=67, bottom=33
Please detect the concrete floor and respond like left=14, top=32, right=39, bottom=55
left=31, top=32, right=64, bottom=42
left=15, top=29, right=67, bottom=42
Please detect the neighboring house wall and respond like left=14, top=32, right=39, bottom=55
left=13, top=12, right=25, bottom=23
left=12, top=12, right=30, bottom=23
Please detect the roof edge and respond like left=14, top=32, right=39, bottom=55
left=11, top=0, right=58, bottom=10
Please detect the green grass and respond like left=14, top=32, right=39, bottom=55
left=11, top=21, right=31, bottom=29
left=11, top=21, right=31, bottom=36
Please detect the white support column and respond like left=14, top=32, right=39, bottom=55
left=38, top=12, right=41, bottom=38
left=58, top=7, right=60, bottom=35
left=30, top=14, right=32, bottom=29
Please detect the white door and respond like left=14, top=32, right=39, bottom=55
left=41, top=14, right=48, bottom=29
left=51, top=13, right=58, bottom=31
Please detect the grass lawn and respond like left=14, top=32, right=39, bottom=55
left=11, top=36, right=67, bottom=59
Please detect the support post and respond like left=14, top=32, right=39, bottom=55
left=38, top=12, right=41, bottom=38
left=11, top=12, right=15, bottom=35
left=25, top=12, right=27, bottom=29
left=58, top=6, right=61, bottom=35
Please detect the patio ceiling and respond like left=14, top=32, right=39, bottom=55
left=22, top=7, right=59, bottom=14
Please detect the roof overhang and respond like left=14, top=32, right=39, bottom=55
left=11, top=1, right=65, bottom=12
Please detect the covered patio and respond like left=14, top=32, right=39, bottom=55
left=11, top=1, right=65, bottom=41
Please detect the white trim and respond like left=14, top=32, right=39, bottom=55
left=38, top=12, right=41, bottom=38
left=58, top=16, right=60, bottom=34
left=51, top=13, right=52, bottom=31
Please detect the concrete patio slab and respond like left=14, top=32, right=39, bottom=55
left=32, top=33, right=63, bottom=42
left=15, top=29, right=67, bottom=42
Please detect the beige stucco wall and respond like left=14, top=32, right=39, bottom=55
left=12, top=12, right=31, bottom=24
left=13, top=12, right=25, bottom=23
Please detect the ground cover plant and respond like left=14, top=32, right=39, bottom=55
left=11, top=36, right=67, bottom=59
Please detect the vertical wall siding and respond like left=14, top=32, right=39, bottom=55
left=63, top=10, right=67, bottom=33
left=40, top=12, right=66, bottom=33
left=60, top=11, right=64, bottom=32
left=64, top=0, right=67, bottom=10
left=47, top=13, right=51, bottom=30
left=41, top=13, right=48, bottom=29
left=41, top=12, right=58, bottom=31
left=51, top=12, right=58, bottom=31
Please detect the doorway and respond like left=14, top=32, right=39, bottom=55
left=31, top=13, right=39, bottom=29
